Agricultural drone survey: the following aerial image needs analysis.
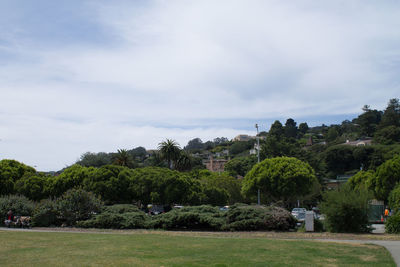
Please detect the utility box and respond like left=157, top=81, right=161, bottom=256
left=305, top=211, right=314, bottom=232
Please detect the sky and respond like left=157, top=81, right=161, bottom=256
left=1, top=0, right=399, bottom=171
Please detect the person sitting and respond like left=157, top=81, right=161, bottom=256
left=4, top=210, right=14, bottom=227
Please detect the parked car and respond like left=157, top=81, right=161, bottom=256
left=291, top=208, right=306, bottom=217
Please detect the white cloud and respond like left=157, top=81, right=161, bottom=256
left=1, top=0, right=400, bottom=170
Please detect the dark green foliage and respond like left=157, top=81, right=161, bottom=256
left=225, top=156, right=257, bottom=177
left=0, top=160, right=36, bottom=195
left=379, top=98, right=400, bottom=129
left=77, top=152, right=112, bottom=168
left=229, top=140, right=253, bottom=155
left=83, top=165, right=132, bottom=203
left=195, top=170, right=243, bottom=205
left=355, top=106, right=382, bottom=137
left=389, top=184, right=400, bottom=214
left=102, top=204, right=140, bottom=214
left=149, top=205, right=225, bottom=230
left=284, top=118, right=298, bottom=139
left=320, top=185, right=372, bottom=233
left=374, top=156, right=400, bottom=201
left=385, top=213, right=400, bottom=234
left=57, top=188, right=103, bottom=226
left=14, top=173, right=50, bottom=201
left=347, top=170, right=376, bottom=193
left=374, top=126, right=400, bottom=145
left=31, top=199, right=59, bottom=227
left=324, top=145, right=359, bottom=176
left=50, top=164, right=95, bottom=197
left=184, top=138, right=204, bottom=151
left=223, top=204, right=296, bottom=231
left=77, top=205, right=148, bottom=229
left=0, top=195, right=35, bottom=224
left=242, top=157, right=318, bottom=205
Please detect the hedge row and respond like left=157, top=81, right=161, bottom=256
left=1, top=192, right=296, bottom=231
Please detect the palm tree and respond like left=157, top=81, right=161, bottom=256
left=158, top=139, right=181, bottom=169
left=175, top=152, right=193, bottom=172
left=113, top=149, right=133, bottom=167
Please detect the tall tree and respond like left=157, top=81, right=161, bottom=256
left=379, top=98, right=400, bottom=129
left=158, top=139, right=182, bottom=169
left=268, top=120, right=284, bottom=140
left=284, top=118, right=298, bottom=139
left=113, top=149, right=134, bottom=168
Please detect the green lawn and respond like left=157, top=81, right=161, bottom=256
left=0, top=230, right=395, bottom=266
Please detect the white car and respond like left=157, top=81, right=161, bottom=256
left=291, top=208, right=306, bottom=217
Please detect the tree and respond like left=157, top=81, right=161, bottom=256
left=268, top=120, right=284, bottom=140
left=184, top=138, right=204, bottom=151
left=326, top=126, right=340, bottom=142
left=389, top=184, right=400, bottom=214
left=175, top=152, right=194, bottom=172
left=284, top=118, right=298, bottom=139
left=324, top=145, right=359, bottom=177
left=113, top=149, right=134, bottom=168
left=374, top=156, right=400, bottom=201
left=77, top=152, right=112, bottom=167
left=49, top=164, right=95, bottom=197
left=355, top=106, right=382, bottom=137
left=158, top=139, right=182, bottom=169
left=379, top=98, right=400, bottom=129
left=241, top=157, right=318, bottom=205
left=229, top=140, right=252, bottom=155
left=320, top=185, right=372, bottom=233
left=14, top=173, right=50, bottom=201
left=0, top=159, right=36, bottom=195
left=374, top=125, right=400, bottom=145
left=347, top=170, right=376, bottom=193
left=83, top=165, right=132, bottom=203
left=298, top=122, right=309, bottom=136
left=225, top=156, right=257, bottom=177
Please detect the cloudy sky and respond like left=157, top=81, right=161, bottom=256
left=1, top=0, right=399, bottom=171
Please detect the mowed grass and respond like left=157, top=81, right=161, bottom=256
left=0, top=231, right=395, bottom=266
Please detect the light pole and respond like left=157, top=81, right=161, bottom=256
left=255, top=123, right=260, bottom=205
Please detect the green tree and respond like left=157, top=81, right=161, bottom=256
left=320, top=185, right=372, bottom=233
left=158, top=139, right=182, bottom=169
left=49, top=164, right=95, bottom=197
left=324, top=145, right=359, bottom=177
left=388, top=184, right=400, bottom=214
left=374, top=125, right=400, bottom=145
left=113, top=149, right=134, bottom=168
left=77, top=152, right=112, bottom=167
left=241, top=157, right=318, bottom=205
left=184, top=138, right=204, bottom=151
left=268, top=120, right=284, bottom=140
left=355, top=105, right=382, bottom=137
left=225, top=156, right=257, bottom=177
left=284, top=118, right=298, bottom=139
left=347, top=170, right=376, bottom=193
left=14, top=173, right=50, bottom=201
left=83, top=165, right=132, bottom=203
left=0, top=159, right=36, bottom=195
left=374, top=156, right=400, bottom=201
left=298, top=122, right=309, bottom=136
left=379, top=98, right=400, bottom=129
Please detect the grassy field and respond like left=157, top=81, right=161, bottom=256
left=0, top=230, right=395, bottom=266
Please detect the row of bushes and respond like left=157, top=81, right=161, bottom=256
left=1, top=190, right=296, bottom=231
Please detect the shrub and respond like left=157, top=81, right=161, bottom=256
left=0, top=195, right=35, bottom=225
left=102, top=204, right=141, bottom=214
left=389, top=184, right=400, bottom=214
left=78, top=211, right=148, bottom=229
left=385, top=213, right=400, bottom=234
left=320, top=185, right=372, bottom=233
left=150, top=205, right=225, bottom=230
left=223, top=204, right=296, bottom=231
left=31, top=199, right=59, bottom=227
left=57, top=189, right=103, bottom=226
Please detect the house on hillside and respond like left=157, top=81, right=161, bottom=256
left=203, top=156, right=228, bottom=172
left=233, top=134, right=254, bottom=142
left=343, top=139, right=372, bottom=146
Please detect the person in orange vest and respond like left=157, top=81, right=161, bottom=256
left=384, top=207, right=389, bottom=221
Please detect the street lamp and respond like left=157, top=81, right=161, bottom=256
left=255, top=124, right=260, bottom=205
